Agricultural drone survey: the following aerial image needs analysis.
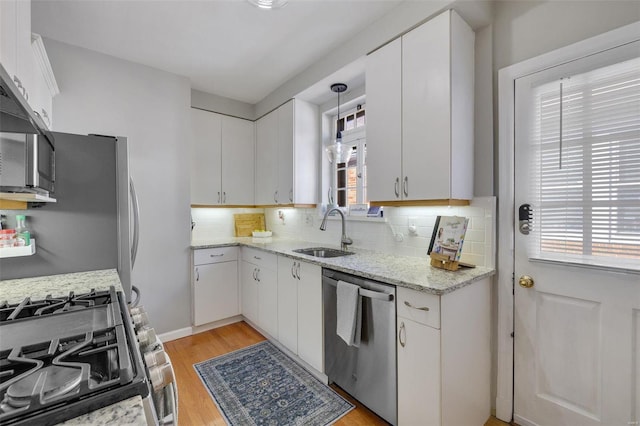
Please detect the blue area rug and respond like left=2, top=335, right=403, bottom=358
left=194, top=340, right=354, bottom=425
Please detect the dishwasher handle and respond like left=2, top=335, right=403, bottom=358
left=324, top=278, right=394, bottom=302
left=360, top=288, right=394, bottom=302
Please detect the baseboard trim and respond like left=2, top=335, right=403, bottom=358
left=158, top=327, right=192, bottom=343
left=191, top=315, right=243, bottom=335
left=157, top=315, right=244, bottom=342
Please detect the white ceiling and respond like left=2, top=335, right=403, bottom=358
left=32, top=0, right=403, bottom=105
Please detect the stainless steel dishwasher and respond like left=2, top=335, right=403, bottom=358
left=322, top=268, right=396, bottom=425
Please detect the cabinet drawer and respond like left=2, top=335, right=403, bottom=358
left=242, top=247, right=277, bottom=269
left=193, top=247, right=238, bottom=265
left=397, top=287, right=440, bottom=329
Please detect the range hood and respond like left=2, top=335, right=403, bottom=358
left=0, top=63, right=54, bottom=146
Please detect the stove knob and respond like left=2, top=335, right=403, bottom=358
left=129, top=305, right=146, bottom=316
left=144, top=348, right=168, bottom=368
left=148, top=363, right=174, bottom=392
left=137, top=327, right=157, bottom=350
left=131, top=311, right=149, bottom=330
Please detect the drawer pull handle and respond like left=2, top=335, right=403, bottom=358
left=210, top=254, right=224, bottom=257
left=254, top=256, right=261, bottom=260
left=404, top=301, right=429, bottom=311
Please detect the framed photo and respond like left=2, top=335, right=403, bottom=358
left=428, top=216, right=469, bottom=261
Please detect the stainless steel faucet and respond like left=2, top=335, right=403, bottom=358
left=319, top=207, right=353, bottom=251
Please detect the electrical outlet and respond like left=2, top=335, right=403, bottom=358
left=408, top=217, right=418, bottom=236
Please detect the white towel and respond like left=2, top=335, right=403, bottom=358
left=336, top=280, right=362, bottom=347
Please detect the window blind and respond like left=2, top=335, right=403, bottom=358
left=530, top=56, right=640, bottom=269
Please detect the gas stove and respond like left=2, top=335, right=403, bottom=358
left=0, top=287, right=155, bottom=425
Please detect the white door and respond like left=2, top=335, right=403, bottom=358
left=514, top=43, right=640, bottom=426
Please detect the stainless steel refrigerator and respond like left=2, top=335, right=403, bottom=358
left=0, top=132, right=138, bottom=301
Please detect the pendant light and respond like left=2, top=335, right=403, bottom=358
left=326, top=83, right=353, bottom=164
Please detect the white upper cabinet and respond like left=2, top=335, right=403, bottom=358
left=366, top=37, right=402, bottom=202
left=1, top=1, right=58, bottom=131
left=221, top=115, right=255, bottom=205
left=255, top=99, right=319, bottom=206
left=191, top=109, right=222, bottom=205
left=255, top=108, right=280, bottom=205
left=366, top=9, right=474, bottom=205
left=29, top=34, right=59, bottom=130
left=1, top=0, right=33, bottom=102
left=190, top=108, right=255, bottom=206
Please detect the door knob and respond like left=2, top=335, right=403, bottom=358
left=519, top=275, right=534, bottom=288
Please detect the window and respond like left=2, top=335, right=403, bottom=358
left=332, top=106, right=366, bottom=209
left=529, top=56, right=640, bottom=268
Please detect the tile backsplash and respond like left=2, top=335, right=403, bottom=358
left=191, top=197, right=496, bottom=268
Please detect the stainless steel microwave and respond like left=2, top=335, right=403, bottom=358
left=0, top=132, right=55, bottom=196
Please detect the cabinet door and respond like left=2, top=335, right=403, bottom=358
left=221, top=116, right=254, bottom=205
left=191, top=109, right=222, bottom=205
left=255, top=111, right=279, bottom=205
left=292, top=99, right=319, bottom=205
left=397, top=318, right=441, bottom=426
left=257, top=266, right=278, bottom=338
left=277, top=100, right=294, bottom=204
left=193, top=261, right=239, bottom=326
left=297, top=261, right=323, bottom=372
left=402, top=12, right=451, bottom=201
left=277, top=257, right=298, bottom=354
left=240, top=261, right=258, bottom=324
left=0, top=0, right=18, bottom=83
left=15, top=0, right=31, bottom=101
left=366, top=38, right=403, bottom=203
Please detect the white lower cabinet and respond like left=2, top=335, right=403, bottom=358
left=276, top=256, right=323, bottom=372
left=192, top=247, right=239, bottom=326
left=277, top=257, right=299, bottom=354
left=241, top=248, right=278, bottom=339
left=240, top=260, right=259, bottom=324
left=397, top=278, right=491, bottom=426
left=296, top=261, right=323, bottom=372
left=397, top=318, right=441, bottom=425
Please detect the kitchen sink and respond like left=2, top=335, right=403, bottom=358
left=293, top=247, right=354, bottom=258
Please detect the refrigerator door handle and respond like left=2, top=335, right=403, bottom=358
left=130, top=177, right=140, bottom=268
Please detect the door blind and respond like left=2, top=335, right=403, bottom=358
left=530, top=56, right=640, bottom=270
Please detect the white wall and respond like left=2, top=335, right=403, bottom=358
left=493, top=0, right=640, bottom=72
left=191, top=197, right=496, bottom=269
left=44, top=39, right=192, bottom=335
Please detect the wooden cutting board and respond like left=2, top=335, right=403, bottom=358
left=234, top=213, right=266, bottom=237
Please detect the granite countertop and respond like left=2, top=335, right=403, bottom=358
left=0, top=269, right=124, bottom=304
left=191, top=237, right=495, bottom=295
left=0, top=269, right=147, bottom=426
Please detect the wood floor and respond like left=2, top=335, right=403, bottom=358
left=163, top=321, right=510, bottom=426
